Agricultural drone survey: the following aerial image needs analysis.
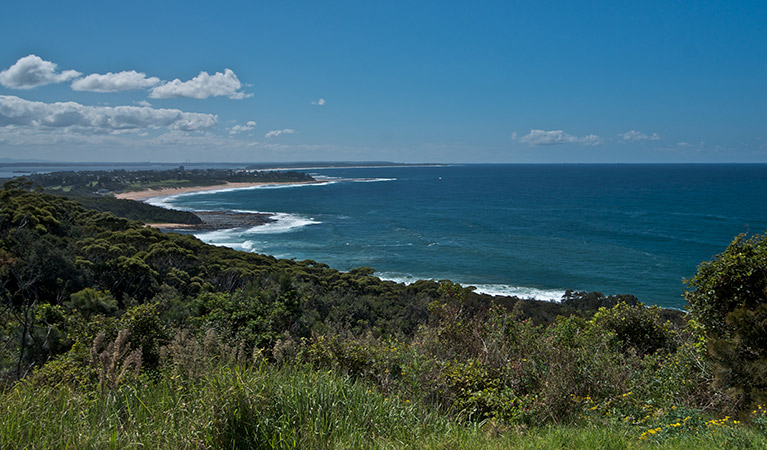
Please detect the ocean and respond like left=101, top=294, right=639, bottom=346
left=151, top=164, right=767, bottom=309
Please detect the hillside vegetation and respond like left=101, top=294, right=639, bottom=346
left=3, top=168, right=315, bottom=225
left=1, top=184, right=765, bottom=448
left=14, top=167, right=315, bottom=194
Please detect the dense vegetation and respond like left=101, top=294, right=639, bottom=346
left=14, top=167, right=315, bottom=195
left=1, top=185, right=766, bottom=448
left=2, top=168, right=315, bottom=225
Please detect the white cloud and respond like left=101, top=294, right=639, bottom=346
left=515, top=129, right=603, bottom=146
left=677, top=142, right=691, bottom=147
left=312, top=98, right=326, bottom=106
left=0, top=95, right=217, bottom=132
left=0, top=54, right=81, bottom=89
left=229, top=120, right=257, bottom=135
left=71, top=70, right=160, bottom=92
left=580, top=134, right=603, bottom=146
left=136, top=100, right=152, bottom=107
left=265, top=128, right=295, bottom=138
left=149, top=69, right=251, bottom=99
left=621, top=130, right=660, bottom=141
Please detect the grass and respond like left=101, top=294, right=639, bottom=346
left=1, top=363, right=765, bottom=449
left=1, top=364, right=455, bottom=449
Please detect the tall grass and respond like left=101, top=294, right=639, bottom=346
left=0, top=363, right=458, bottom=449
left=2, top=362, right=765, bottom=449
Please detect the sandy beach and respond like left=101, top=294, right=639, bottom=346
left=114, top=180, right=321, bottom=201
left=115, top=180, right=321, bottom=231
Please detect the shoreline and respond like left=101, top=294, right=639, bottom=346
left=114, top=180, right=322, bottom=201
left=145, top=210, right=276, bottom=231
left=115, top=180, right=323, bottom=230
left=118, top=178, right=633, bottom=306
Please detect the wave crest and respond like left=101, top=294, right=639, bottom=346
left=376, top=273, right=565, bottom=302
left=246, top=213, right=320, bottom=234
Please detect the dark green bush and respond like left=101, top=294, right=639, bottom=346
left=685, top=233, right=767, bottom=410
left=590, top=301, right=675, bottom=355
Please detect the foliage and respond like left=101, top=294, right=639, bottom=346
left=295, top=304, right=716, bottom=428
left=2, top=169, right=315, bottom=226
left=1, top=352, right=764, bottom=449
left=685, top=234, right=767, bottom=335
left=7, top=167, right=314, bottom=195
left=2, top=186, right=767, bottom=447
left=590, top=301, right=676, bottom=355
left=685, top=233, right=767, bottom=410
left=73, top=195, right=202, bottom=224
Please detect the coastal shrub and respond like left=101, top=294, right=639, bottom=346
left=121, top=302, right=167, bottom=369
left=24, top=340, right=95, bottom=388
left=6, top=357, right=767, bottom=449
left=685, top=233, right=767, bottom=410
left=685, top=234, right=767, bottom=335
left=296, top=334, right=409, bottom=394
left=630, top=338, right=715, bottom=412
left=296, top=305, right=653, bottom=426
left=589, top=301, right=675, bottom=355
left=523, top=319, right=636, bottom=424
left=190, top=289, right=295, bottom=352
left=65, top=288, right=118, bottom=319
left=438, top=357, right=530, bottom=422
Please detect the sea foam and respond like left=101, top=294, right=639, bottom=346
left=471, top=284, right=566, bottom=302
left=244, top=212, right=320, bottom=234
left=376, top=273, right=566, bottom=302
left=192, top=212, right=320, bottom=252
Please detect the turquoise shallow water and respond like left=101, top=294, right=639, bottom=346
left=156, top=164, right=767, bottom=308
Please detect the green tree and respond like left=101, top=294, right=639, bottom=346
left=685, top=233, right=767, bottom=409
left=590, top=301, right=674, bottom=355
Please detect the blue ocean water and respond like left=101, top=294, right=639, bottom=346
left=155, top=164, right=767, bottom=308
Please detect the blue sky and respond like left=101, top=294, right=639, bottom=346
left=0, top=1, right=765, bottom=163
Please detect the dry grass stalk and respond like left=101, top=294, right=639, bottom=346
left=90, top=329, right=142, bottom=390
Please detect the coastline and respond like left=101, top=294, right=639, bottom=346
left=115, top=180, right=323, bottom=230
left=145, top=210, right=276, bottom=231
left=114, top=180, right=322, bottom=201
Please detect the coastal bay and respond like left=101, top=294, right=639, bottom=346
left=161, top=164, right=767, bottom=308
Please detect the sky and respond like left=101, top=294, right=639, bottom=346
left=0, top=1, right=765, bottom=164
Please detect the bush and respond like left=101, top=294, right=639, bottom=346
left=685, top=233, right=767, bottom=410
left=590, top=301, right=675, bottom=355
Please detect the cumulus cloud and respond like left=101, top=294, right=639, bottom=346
left=621, top=130, right=660, bottom=141
left=515, top=129, right=602, bottom=146
left=71, top=70, right=160, bottom=92
left=149, top=69, right=251, bottom=99
left=229, top=120, right=257, bottom=135
left=264, top=128, right=295, bottom=138
left=312, top=98, right=326, bottom=106
left=0, top=95, right=217, bottom=132
left=0, top=54, right=81, bottom=89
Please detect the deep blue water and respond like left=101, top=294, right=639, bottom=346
left=156, top=164, right=767, bottom=308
